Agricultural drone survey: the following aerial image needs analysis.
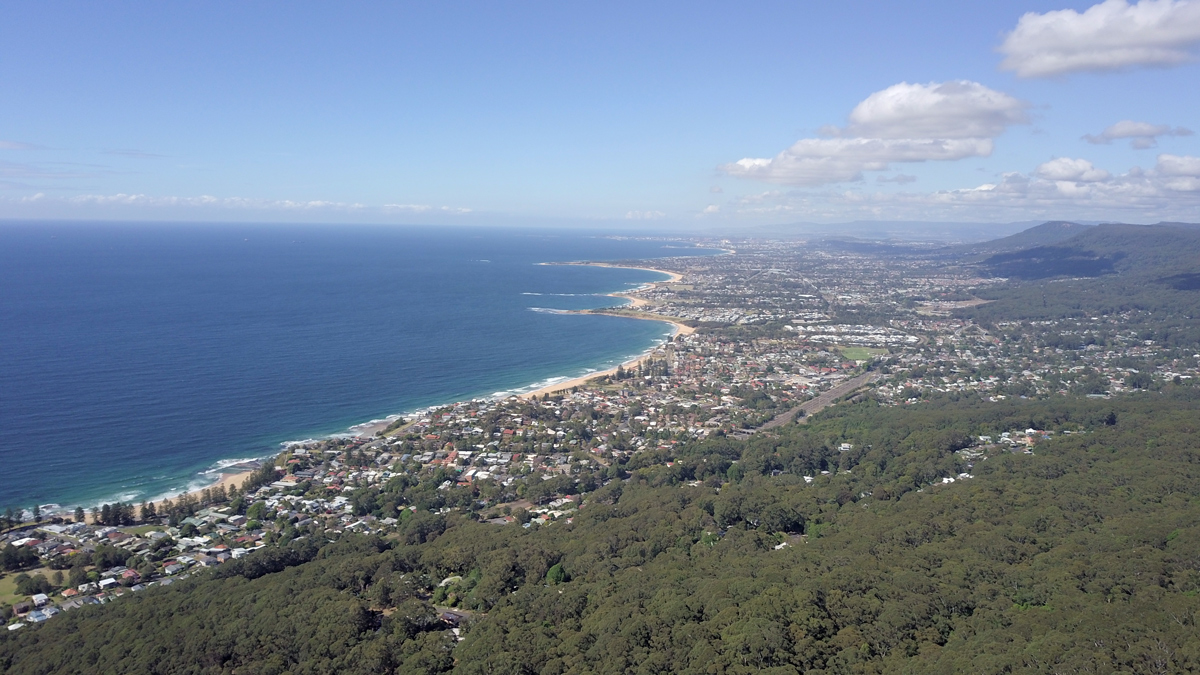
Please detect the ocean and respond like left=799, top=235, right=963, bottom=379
left=0, top=221, right=717, bottom=512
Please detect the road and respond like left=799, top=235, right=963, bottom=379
left=750, top=371, right=882, bottom=433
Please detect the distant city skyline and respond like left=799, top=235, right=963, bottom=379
left=2, top=1, right=1198, bottom=226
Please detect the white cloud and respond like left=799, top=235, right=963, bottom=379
left=1158, top=154, right=1200, bottom=190
left=1156, top=153, right=1200, bottom=175
left=1000, top=0, right=1200, bottom=78
left=1035, top=157, right=1112, bottom=181
left=382, top=203, right=433, bottom=212
left=845, top=81, right=1029, bottom=139
left=1083, top=120, right=1194, bottom=147
left=726, top=138, right=993, bottom=185
left=877, top=174, right=918, bottom=184
left=724, top=154, right=1200, bottom=221
left=722, top=81, right=1027, bottom=186
left=702, top=205, right=720, bottom=214
left=737, top=190, right=786, bottom=204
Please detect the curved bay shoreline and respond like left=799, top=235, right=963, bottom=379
left=28, top=260, right=692, bottom=516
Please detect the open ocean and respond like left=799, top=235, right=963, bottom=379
left=0, top=221, right=717, bottom=512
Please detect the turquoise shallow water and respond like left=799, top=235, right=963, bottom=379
left=0, top=222, right=715, bottom=511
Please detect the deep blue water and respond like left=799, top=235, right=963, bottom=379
left=0, top=222, right=713, bottom=511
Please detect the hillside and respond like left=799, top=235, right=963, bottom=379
left=940, top=220, right=1094, bottom=259
left=978, top=223, right=1200, bottom=280
left=963, top=223, right=1200, bottom=337
left=5, top=393, right=1200, bottom=673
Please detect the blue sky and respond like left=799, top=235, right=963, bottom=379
left=2, top=1, right=1198, bottom=226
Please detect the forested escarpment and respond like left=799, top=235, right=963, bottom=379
left=969, top=223, right=1200, bottom=326
left=5, top=392, right=1200, bottom=674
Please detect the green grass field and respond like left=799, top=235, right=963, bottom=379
left=0, top=573, right=18, bottom=608
left=0, top=567, right=58, bottom=610
left=839, top=347, right=888, bottom=361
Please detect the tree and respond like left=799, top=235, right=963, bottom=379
left=1127, top=371, right=1154, bottom=389
left=31, top=504, right=41, bottom=523
left=68, top=565, right=88, bottom=588
left=1, top=544, right=40, bottom=571
left=546, top=563, right=567, bottom=585
left=74, top=506, right=85, bottom=523
left=246, top=501, right=269, bottom=521
left=14, top=573, right=52, bottom=596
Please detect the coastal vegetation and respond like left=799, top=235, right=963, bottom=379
left=5, top=222, right=1200, bottom=672
left=5, top=391, right=1200, bottom=672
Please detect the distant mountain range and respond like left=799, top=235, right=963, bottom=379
left=739, top=220, right=1043, bottom=243
left=969, top=222, right=1200, bottom=282
left=941, top=221, right=1095, bottom=257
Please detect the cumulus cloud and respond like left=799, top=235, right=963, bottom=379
left=877, top=174, right=918, bottom=184
left=1157, top=153, right=1200, bottom=175
left=1035, top=157, right=1113, bottom=181
left=1083, top=120, right=1194, bottom=147
left=1158, top=153, right=1200, bottom=190
left=737, top=190, right=786, bottom=204
left=722, top=81, right=1027, bottom=186
left=1000, top=0, right=1200, bottom=78
left=702, top=205, right=721, bottom=214
left=844, top=81, right=1029, bottom=139
left=725, top=153, right=1200, bottom=221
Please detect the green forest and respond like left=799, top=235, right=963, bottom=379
left=6, top=223, right=1200, bottom=673
left=5, top=389, right=1200, bottom=674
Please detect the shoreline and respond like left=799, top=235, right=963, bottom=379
left=356, top=261, right=692, bottom=420
left=520, top=263, right=690, bottom=398
left=558, top=261, right=685, bottom=285
left=175, top=468, right=256, bottom=505
left=35, top=259, right=691, bottom=511
left=520, top=311, right=693, bottom=400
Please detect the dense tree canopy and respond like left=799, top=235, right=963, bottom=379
left=5, top=390, right=1200, bottom=673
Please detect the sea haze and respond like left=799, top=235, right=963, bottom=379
left=0, top=222, right=717, bottom=511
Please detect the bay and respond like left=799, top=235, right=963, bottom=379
left=0, top=222, right=716, bottom=511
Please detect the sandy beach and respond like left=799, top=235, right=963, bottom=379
left=366, top=262, right=691, bottom=426
left=520, top=346, right=666, bottom=399
left=521, top=263, right=690, bottom=399
left=74, top=470, right=256, bottom=523
left=568, top=261, right=685, bottom=284
left=155, top=468, right=257, bottom=510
